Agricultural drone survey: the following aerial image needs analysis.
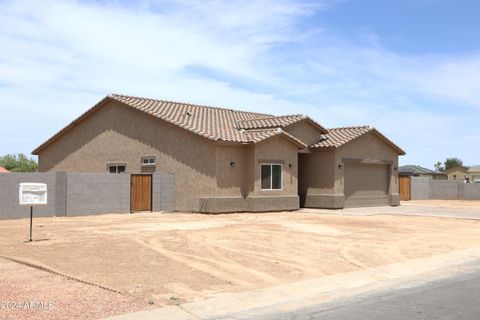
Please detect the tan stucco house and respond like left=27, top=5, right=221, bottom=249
left=32, top=94, right=405, bottom=212
left=468, top=166, right=480, bottom=183
left=445, top=166, right=471, bottom=182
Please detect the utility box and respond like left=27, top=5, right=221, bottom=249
left=19, top=183, right=48, bottom=206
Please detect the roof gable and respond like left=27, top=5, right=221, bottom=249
left=312, top=126, right=406, bottom=155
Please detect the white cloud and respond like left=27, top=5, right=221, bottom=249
left=0, top=0, right=478, bottom=167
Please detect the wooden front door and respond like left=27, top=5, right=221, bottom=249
left=131, top=174, right=152, bottom=212
left=399, top=176, right=411, bottom=201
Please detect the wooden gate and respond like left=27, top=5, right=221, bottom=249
left=131, top=174, right=152, bottom=212
left=399, top=176, right=411, bottom=201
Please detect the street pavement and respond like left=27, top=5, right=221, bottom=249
left=255, top=264, right=480, bottom=320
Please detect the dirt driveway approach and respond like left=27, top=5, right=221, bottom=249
left=1, top=201, right=480, bottom=319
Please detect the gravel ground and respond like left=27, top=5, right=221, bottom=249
left=1, top=205, right=480, bottom=319
left=0, top=258, right=151, bottom=320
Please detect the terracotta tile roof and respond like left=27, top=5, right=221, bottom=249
left=108, top=94, right=267, bottom=142
left=313, top=126, right=372, bottom=148
left=243, top=128, right=308, bottom=148
left=32, top=94, right=310, bottom=154
left=312, top=126, right=406, bottom=155
left=0, top=166, right=9, bottom=173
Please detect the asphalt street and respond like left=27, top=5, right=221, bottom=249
left=258, top=266, right=480, bottom=320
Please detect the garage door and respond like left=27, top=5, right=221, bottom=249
left=344, top=163, right=389, bottom=207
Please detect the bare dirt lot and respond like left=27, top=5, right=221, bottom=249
left=1, top=206, right=480, bottom=319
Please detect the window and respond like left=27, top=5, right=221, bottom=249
left=141, top=156, right=156, bottom=166
left=261, top=164, right=282, bottom=190
left=108, top=164, right=126, bottom=174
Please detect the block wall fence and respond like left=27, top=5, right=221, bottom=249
left=0, top=172, right=174, bottom=220
left=410, top=176, right=480, bottom=200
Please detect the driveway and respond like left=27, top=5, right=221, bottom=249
left=299, top=200, right=480, bottom=220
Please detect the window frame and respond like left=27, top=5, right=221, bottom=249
left=141, top=156, right=156, bottom=166
left=107, top=164, right=127, bottom=174
left=260, top=163, right=283, bottom=191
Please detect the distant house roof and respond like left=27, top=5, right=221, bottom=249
left=467, top=165, right=480, bottom=173
left=311, top=126, right=406, bottom=155
left=444, top=166, right=470, bottom=174
left=399, top=165, right=445, bottom=176
left=0, top=166, right=9, bottom=173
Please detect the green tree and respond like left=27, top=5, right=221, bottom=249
left=434, top=157, right=463, bottom=172
left=0, top=153, right=38, bottom=172
left=433, top=161, right=444, bottom=172
left=444, top=157, right=463, bottom=170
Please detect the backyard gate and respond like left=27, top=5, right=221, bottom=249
left=399, top=176, right=411, bottom=201
left=130, top=174, right=152, bottom=212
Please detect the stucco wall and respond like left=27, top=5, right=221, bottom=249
left=447, top=170, right=469, bottom=181
left=336, top=132, right=399, bottom=196
left=285, top=121, right=322, bottom=146
left=299, top=150, right=335, bottom=197
left=38, top=101, right=218, bottom=212
left=252, top=136, right=298, bottom=197
left=301, top=132, right=400, bottom=208
left=37, top=101, right=301, bottom=212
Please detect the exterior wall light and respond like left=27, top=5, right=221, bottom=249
left=393, top=167, right=398, bottom=171
left=230, top=161, right=235, bottom=167
left=289, top=163, right=293, bottom=168
left=338, top=164, right=343, bottom=169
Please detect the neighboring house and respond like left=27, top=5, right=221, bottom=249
left=445, top=166, right=470, bottom=182
left=0, top=166, right=9, bottom=173
left=32, top=94, right=405, bottom=213
left=468, top=166, right=480, bottom=183
left=398, top=165, right=447, bottom=180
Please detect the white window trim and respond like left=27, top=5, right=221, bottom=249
left=107, top=163, right=127, bottom=174
left=141, top=156, right=156, bottom=166
left=260, top=163, right=283, bottom=191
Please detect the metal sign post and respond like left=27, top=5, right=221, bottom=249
left=29, top=206, right=33, bottom=242
left=19, top=183, right=47, bottom=242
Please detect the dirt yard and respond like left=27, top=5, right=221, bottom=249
left=2, top=209, right=480, bottom=319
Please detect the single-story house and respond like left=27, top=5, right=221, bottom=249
left=398, top=165, right=447, bottom=180
left=468, top=166, right=480, bottom=183
left=32, top=94, right=405, bottom=213
left=445, top=166, right=471, bottom=182
left=0, top=166, right=9, bottom=173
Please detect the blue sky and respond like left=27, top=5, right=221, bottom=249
left=0, top=0, right=479, bottom=168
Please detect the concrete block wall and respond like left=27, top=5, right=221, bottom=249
left=0, top=173, right=57, bottom=219
left=465, top=183, right=480, bottom=200
left=410, top=176, right=480, bottom=200
left=410, top=177, right=430, bottom=200
left=0, top=172, right=175, bottom=220
left=66, top=173, right=131, bottom=216
left=152, top=172, right=175, bottom=212
left=430, top=180, right=460, bottom=200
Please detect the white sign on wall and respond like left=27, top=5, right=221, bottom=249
left=19, top=183, right=48, bottom=206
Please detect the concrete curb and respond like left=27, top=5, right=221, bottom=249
left=105, top=247, right=480, bottom=320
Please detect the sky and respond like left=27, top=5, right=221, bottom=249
left=0, top=0, right=479, bottom=168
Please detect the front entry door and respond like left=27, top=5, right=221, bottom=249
left=131, top=174, right=152, bottom=212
